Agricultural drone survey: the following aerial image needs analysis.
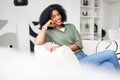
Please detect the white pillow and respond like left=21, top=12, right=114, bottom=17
left=34, top=43, right=80, bottom=66
left=96, top=40, right=120, bottom=53
left=52, top=45, right=80, bottom=66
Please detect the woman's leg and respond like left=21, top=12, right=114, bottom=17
left=78, top=50, right=119, bottom=69
left=75, top=51, right=87, bottom=59
left=100, top=62, right=116, bottom=70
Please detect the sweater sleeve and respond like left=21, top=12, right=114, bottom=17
left=72, top=24, right=83, bottom=49
left=44, top=32, right=52, bottom=42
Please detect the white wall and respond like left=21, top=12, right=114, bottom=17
left=109, top=3, right=120, bottom=29
left=0, top=0, right=80, bottom=52
left=103, top=0, right=120, bottom=39
left=104, top=1, right=120, bottom=30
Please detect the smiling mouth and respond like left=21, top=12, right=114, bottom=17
left=56, top=20, right=62, bottom=24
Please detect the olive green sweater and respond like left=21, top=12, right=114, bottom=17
left=45, top=23, right=83, bottom=53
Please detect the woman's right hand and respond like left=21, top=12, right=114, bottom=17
left=44, top=20, right=55, bottom=28
left=36, top=20, right=54, bottom=45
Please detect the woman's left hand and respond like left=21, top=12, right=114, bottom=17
left=50, top=46, right=59, bottom=52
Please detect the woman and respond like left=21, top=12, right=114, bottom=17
left=35, top=4, right=119, bottom=69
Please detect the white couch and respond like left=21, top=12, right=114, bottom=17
left=82, top=40, right=98, bottom=55
left=35, top=40, right=120, bottom=55
left=83, top=40, right=120, bottom=54
left=34, top=40, right=120, bottom=64
left=34, top=40, right=98, bottom=55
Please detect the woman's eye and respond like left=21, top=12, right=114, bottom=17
left=51, top=16, right=55, bottom=19
left=57, top=14, right=60, bottom=16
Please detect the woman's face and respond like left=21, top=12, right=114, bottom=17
left=51, top=10, right=62, bottom=26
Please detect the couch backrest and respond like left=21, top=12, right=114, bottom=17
left=82, top=40, right=98, bottom=55
left=108, top=29, right=120, bottom=40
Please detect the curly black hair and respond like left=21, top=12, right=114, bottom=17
left=39, top=4, right=67, bottom=29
